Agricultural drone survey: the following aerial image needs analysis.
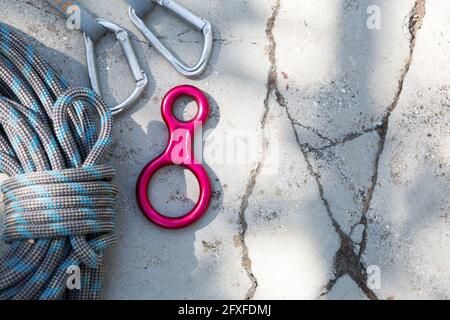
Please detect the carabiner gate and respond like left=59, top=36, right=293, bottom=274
left=84, top=18, right=148, bottom=115
left=128, top=0, right=213, bottom=78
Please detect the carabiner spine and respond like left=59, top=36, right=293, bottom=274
left=83, top=34, right=101, bottom=94
left=84, top=18, right=148, bottom=115
left=116, top=30, right=145, bottom=82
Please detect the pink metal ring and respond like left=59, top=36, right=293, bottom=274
left=136, top=85, right=212, bottom=229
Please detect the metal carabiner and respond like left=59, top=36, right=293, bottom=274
left=84, top=18, right=148, bottom=115
left=128, top=0, right=213, bottom=78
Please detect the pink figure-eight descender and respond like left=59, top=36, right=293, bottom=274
left=136, top=85, right=212, bottom=229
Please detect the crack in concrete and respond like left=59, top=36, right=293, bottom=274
left=357, top=0, right=426, bottom=266
left=292, top=120, right=336, bottom=145
left=19, top=0, right=425, bottom=300
left=320, top=0, right=426, bottom=298
left=320, top=0, right=426, bottom=299
left=237, top=163, right=261, bottom=301
left=237, top=0, right=380, bottom=299
left=265, top=0, right=432, bottom=301
left=303, top=126, right=381, bottom=153
left=275, top=89, right=379, bottom=300
left=236, top=0, right=281, bottom=300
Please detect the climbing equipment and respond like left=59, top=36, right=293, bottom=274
left=136, top=85, right=211, bottom=228
left=127, top=0, right=213, bottom=77
left=0, top=23, right=116, bottom=299
left=126, top=0, right=213, bottom=77
left=47, top=0, right=148, bottom=115
left=83, top=19, right=148, bottom=115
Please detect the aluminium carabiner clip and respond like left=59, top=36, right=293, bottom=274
left=84, top=19, right=148, bottom=115
left=127, top=0, right=213, bottom=78
left=46, top=0, right=148, bottom=115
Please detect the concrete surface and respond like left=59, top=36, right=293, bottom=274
left=0, top=0, right=448, bottom=300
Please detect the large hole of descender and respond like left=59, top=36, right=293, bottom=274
left=173, top=97, right=198, bottom=122
left=148, top=165, right=200, bottom=218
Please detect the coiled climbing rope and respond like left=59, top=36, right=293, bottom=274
left=0, top=23, right=117, bottom=299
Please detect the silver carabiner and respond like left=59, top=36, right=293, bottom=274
left=84, top=18, right=148, bottom=115
left=128, top=0, right=213, bottom=78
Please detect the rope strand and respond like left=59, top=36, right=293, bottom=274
left=0, top=23, right=117, bottom=300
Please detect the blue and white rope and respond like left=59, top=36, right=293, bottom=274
left=0, top=23, right=117, bottom=300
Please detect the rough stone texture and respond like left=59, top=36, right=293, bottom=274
left=0, top=0, right=449, bottom=300
left=82, top=0, right=271, bottom=299
left=363, top=0, right=450, bottom=300
left=276, top=0, right=414, bottom=141
left=307, top=132, right=380, bottom=235
left=244, top=95, right=340, bottom=299
left=323, top=274, right=368, bottom=300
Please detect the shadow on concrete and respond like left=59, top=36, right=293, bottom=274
left=0, top=14, right=223, bottom=298
left=100, top=87, right=222, bottom=298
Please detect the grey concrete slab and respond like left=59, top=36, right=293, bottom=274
left=244, top=94, right=340, bottom=299
left=0, top=0, right=449, bottom=300
left=275, top=0, right=415, bottom=142
left=364, top=0, right=450, bottom=300
left=307, top=132, right=380, bottom=235
left=322, top=274, right=368, bottom=300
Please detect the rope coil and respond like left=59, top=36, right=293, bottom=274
left=0, top=23, right=117, bottom=299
